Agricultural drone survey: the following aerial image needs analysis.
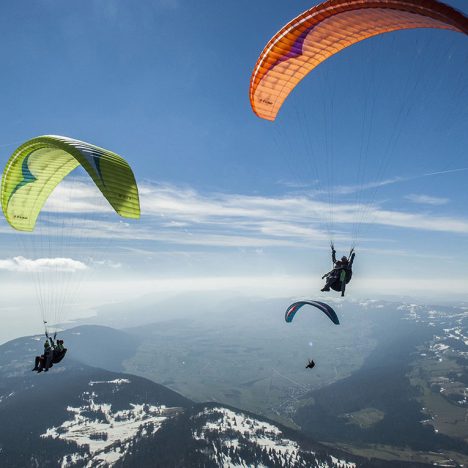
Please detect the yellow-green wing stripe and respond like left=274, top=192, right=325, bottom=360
left=1, top=135, right=140, bottom=232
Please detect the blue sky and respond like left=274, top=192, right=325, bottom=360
left=0, top=0, right=467, bottom=336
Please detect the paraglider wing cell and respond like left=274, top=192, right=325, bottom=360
left=285, top=300, right=340, bottom=325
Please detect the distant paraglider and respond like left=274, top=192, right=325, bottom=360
left=285, top=300, right=340, bottom=325
left=285, top=300, right=339, bottom=370
left=305, top=359, right=315, bottom=369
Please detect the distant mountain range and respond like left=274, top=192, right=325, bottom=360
left=99, top=295, right=467, bottom=466
left=0, top=325, right=428, bottom=467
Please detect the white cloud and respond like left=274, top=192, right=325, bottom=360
left=332, top=176, right=403, bottom=195
left=0, top=256, right=88, bottom=273
left=329, top=167, right=468, bottom=196
left=91, top=260, right=122, bottom=269
left=139, top=182, right=468, bottom=238
left=43, top=181, right=114, bottom=214
left=367, top=208, right=468, bottom=233
left=276, top=179, right=318, bottom=189
left=140, top=182, right=348, bottom=225
left=405, top=194, right=449, bottom=206
left=3, top=180, right=468, bottom=250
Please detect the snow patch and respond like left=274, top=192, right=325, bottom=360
left=42, top=390, right=181, bottom=467
left=89, top=379, right=131, bottom=386
left=193, top=407, right=355, bottom=468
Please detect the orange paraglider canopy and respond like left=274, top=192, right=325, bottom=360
left=250, top=0, right=468, bottom=121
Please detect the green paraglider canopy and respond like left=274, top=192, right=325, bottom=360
left=1, top=135, right=140, bottom=232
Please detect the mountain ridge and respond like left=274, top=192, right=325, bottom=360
left=0, top=326, right=424, bottom=467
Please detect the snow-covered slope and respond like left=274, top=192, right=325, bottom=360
left=39, top=397, right=360, bottom=468
left=0, top=329, right=370, bottom=468
left=41, top=378, right=183, bottom=467
left=191, top=406, right=356, bottom=468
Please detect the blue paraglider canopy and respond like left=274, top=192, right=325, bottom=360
left=285, top=300, right=339, bottom=325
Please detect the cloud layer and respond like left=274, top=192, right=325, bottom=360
left=2, top=179, right=468, bottom=250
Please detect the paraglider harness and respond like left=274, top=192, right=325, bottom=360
left=322, top=244, right=355, bottom=296
left=306, top=359, right=315, bottom=369
left=40, top=327, right=67, bottom=371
